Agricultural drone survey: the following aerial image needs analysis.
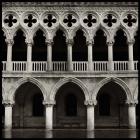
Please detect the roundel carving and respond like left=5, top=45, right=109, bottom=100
left=3, top=12, right=19, bottom=28
left=101, top=12, right=119, bottom=29
left=62, top=13, right=78, bottom=28
left=123, top=14, right=137, bottom=28
left=23, top=13, right=38, bottom=28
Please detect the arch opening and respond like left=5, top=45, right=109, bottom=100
left=73, top=29, right=87, bottom=61
left=95, top=81, right=128, bottom=128
left=52, top=29, right=67, bottom=61
left=13, top=82, right=45, bottom=128
left=113, top=29, right=128, bottom=61
left=1, top=30, right=7, bottom=61
left=32, top=29, right=47, bottom=61
left=93, top=29, right=108, bottom=61
left=54, top=82, right=86, bottom=128
left=12, top=29, right=27, bottom=61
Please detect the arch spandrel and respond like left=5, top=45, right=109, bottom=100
left=49, top=77, right=90, bottom=103
left=91, top=77, right=132, bottom=103
left=8, top=77, right=46, bottom=103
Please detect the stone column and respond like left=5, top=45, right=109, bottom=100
left=27, top=42, right=32, bottom=72
left=46, top=39, right=53, bottom=71
left=128, top=41, right=134, bottom=70
left=4, top=103, right=13, bottom=130
left=87, top=40, right=93, bottom=71
left=67, top=39, right=73, bottom=71
left=44, top=104, right=54, bottom=130
left=128, top=103, right=136, bottom=129
left=107, top=41, right=114, bottom=71
left=85, top=100, right=97, bottom=130
left=6, top=39, right=14, bottom=72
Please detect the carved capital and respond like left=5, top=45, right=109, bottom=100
left=2, top=100, right=15, bottom=107
left=125, top=99, right=137, bottom=107
left=127, top=40, right=135, bottom=46
left=45, top=39, right=53, bottom=46
left=107, top=41, right=114, bottom=46
left=5, top=39, right=14, bottom=46
left=86, top=40, right=94, bottom=46
left=25, top=38, right=33, bottom=45
left=43, top=100, right=55, bottom=107
left=84, top=100, right=97, bottom=106
left=66, top=39, right=74, bottom=46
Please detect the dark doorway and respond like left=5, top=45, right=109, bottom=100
left=1, top=30, right=7, bottom=61
left=73, top=29, right=87, bottom=61
left=33, top=93, right=44, bottom=117
left=12, top=29, right=27, bottom=61
left=98, top=93, right=110, bottom=116
left=65, top=93, right=77, bottom=116
left=114, top=29, right=128, bottom=61
left=93, top=29, right=108, bottom=61
left=32, top=29, right=46, bottom=61
left=52, top=29, right=67, bottom=61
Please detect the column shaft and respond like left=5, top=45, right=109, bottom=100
left=108, top=42, right=114, bottom=71
left=5, top=105, right=12, bottom=129
left=67, top=43, right=73, bottom=71
left=6, top=40, right=13, bottom=72
left=45, top=105, right=53, bottom=130
left=128, top=42, right=134, bottom=70
left=88, top=43, right=93, bottom=71
left=47, top=43, right=52, bottom=71
left=27, top=43, right=32, bottom=72
left=87, top=105, right=95, bottom=130
left=128, top=104, right=136, bottom=129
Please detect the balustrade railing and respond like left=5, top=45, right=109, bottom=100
left=73, top=61, right=88, bottom=71
left=13, top=61, right=27, bottom=71
left=114, top=61, right=128, bottom=71
left=32, top=61, right=47, bottom=72
left=2, top=61, right=138, bottom=72
left=134, top=61, right=138, bottom=71
left=53, top=61, right=67, bottom=71
left=2, top=61, right=6, bottom=71
left=93, top=61, right=108, bottom=71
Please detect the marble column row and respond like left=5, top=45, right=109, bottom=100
left=5, top=38, right=135, bottom=72
left=3, top=101, right=137, bottom=130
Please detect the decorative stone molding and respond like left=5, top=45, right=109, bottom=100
left=2, top=100, right=15, bottom=106
left=5, top=39, right=14, bottom=46
left=91, top=77, right=132, bottom=102
left=49, top=77, right=90, bottom=102
left=43, top=100, right=56, bottom=106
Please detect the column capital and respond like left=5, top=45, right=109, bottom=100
left=125, top=100, right=137, bottom=107
left=84, top=100, right=97, bottom=106
left=86, top=40, right=94, bottom=46
left=127, top=40, right=135, bottom=46
left=45, top=39, right=53, bottom=46
left=107, top=41, right=114, bottom=46
left=43, top=100, right=55, bottom=107
left=2, top=100, right=15, bottom=107
left=25, top=39, right=33, bottom=45
left=66, top=39, right=74, bottom=46
left=5, top=39, right=14, bottom=46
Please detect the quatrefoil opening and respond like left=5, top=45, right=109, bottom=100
left=103, top=14, right=117, bottom=27
left=24, top=14, right=37, bottom=27
left=63, top=14, right=77, bottom=27
left=83, top=14, right=97, bottom=27
left=4, top=14, right=17, bottom=27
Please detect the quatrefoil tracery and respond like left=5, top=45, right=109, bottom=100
left=103, top=14, right=117, bottom=27
left=43, top=14, right=57, bottom=27
left=24, top=14, right=37, bottom=27
left=123, top=14, right=137, bottom=27
left=4, top=14, right=17, bottom=27
left=63, top=14, right=77, bottom=27
left=83, top=14, right=97, bottom=27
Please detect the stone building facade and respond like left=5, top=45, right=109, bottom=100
left=2, top=2, right=138, bottom=130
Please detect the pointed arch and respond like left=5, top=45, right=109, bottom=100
left=9, top=77, right=46, bottom=103
left=49, top=77, right=90, bottom=102
left=92, top=77, right=132, bottom=102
